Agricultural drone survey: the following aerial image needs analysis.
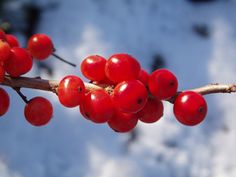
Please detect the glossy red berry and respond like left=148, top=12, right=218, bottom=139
left=24, top=97, right=53, bottom=126
left=0, top=40, right=11, bottom=62
left=0, top=88, right=10, bottom=116
left=138, top=69, right=149, bottom=86
left=0, top=65, right=5, bottom=83
left=4, top=47, right=33, bottom=77
left=105, top=53, right=141, bottom=83
left=92, top=76, right=116, bottom=86
left=113, top=80, right=148, bottom=113
left=81, top=55, right=106, bottom=81
left=137, top=97, right=164, bottom=123
left=58, top=75, right=85, bottom=107
left=108, top=110, right=138, bottom=133
left=173, top=91, right=207, bottom=126
left=80, top=89, right=114, bottom=123
left=27, top=33, right=54, bottom=60
left=148, top=69, right=178, bottom=100
left=79, top=103, right=90, bottom=120
left=0, top=29, right=6, bottom=40
left=6, top=34, right=20, bottom=47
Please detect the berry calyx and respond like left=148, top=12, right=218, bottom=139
left=27, top=33, right=54, bottom=60
left=24, top=97, right=53, bottom=126
left=0, top=87, right=10, bottom=116
left=6, top=34, right=20, bottom=47
left=80, top=89, right=114, bottom=123
left=4, top=47, right=33, bottom=77
left=137, top=97, right=164, bottom=123
left=113, top=80, right=148, bottom=113
left=105, top=53, right=141, bottom=83
left=173, top=91, right=207, bottom=126
left=108, top=110, right=138, bottom=133
left=148, top=69, right=178, bottom=100
left=58, top=75, right=85, bottom=107
left=0, top=40, right=11, bottom=62
left=81, top=55, right=107, bottom=81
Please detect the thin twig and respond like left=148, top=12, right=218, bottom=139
left=1, top=76, right=236, bottom=103
left=191, top=83, right=236, bottom=95
left=12, top=87, right=28, bottom=104
left=52, top=53, right=77, bottom=67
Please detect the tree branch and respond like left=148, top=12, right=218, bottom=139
left=1, top=76, right=236, bottom=101
left=191, top=83, right=236, bottom=95
left=1, top=75, right=102, bottom=93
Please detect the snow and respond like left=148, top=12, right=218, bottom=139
left=1, top=0, right=236, bottom=177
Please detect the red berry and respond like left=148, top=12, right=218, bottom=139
left=6, top=34, right=20, bottom=47
left=0, top=29, right=6, bottom=40
left=105, top=53, right=141, bottom=83
left=92, top=76, right=116, bottom=86
left=79, top=103, right=90, bottom=120
left=0, top=65, right=5, bottom=83
left=113, top=80, right=148, bottom=113
left=148, top=69, right=178, bottom=100
left=58, top=75, right=85, bottom=107
left=137, top=97, right=164, bottom=123
left=0, top=40, right=11, bottom=62
left=138, top=69, right=149, bottom=86
left=80, top=89, right=114, bottom=123
left=24, top=97, right=53, bottom=126
left=27, top=33, right=54, bottom=60
left=173, top=91, right=207, bottom=126
left=81, top=55, right=106, bottom=81
left=0, top=88, right=10, bottom=116
left=108, top=110, right=138, bottom=133
left=4, top=47, right=33, bottom=77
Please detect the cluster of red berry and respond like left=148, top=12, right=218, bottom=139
left=77, top=54, right=207, bottom=132
left=0, top=29, right=208, bottom=132
left=0, top=29, right=65, bottom=126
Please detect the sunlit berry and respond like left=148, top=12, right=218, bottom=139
left=105, top=53, right=141, bottom=83
left=27, top=33, right=54, bottom=60
left=108, top=110, right=138, bottom=133
left=113, top=80, right=148, bottom=113
left=4, top=47, right=33, bottom=77
left=148, top=69, right=178, bottom=100
left=58, top=75, right=85, bottom=107
left=24, top=97, right=53, bottom=126
left=80, top=89, right=114, bottom=123
left=81, top=55, right=106, bottom=81
left=137, top=97, right=164, bottom=123
left=173, top=91, right=207, bottom=126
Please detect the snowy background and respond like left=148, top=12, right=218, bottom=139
left=1, top=0, right=236, bottom=177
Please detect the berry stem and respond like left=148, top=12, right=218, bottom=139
left=12, top=87, right=29, bottom=104
left=1, top=76, right=236, bottom=101
left=52, top=53, right=76, bottom=67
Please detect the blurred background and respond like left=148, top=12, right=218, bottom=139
left=1, top=0, right=236, bottom=176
